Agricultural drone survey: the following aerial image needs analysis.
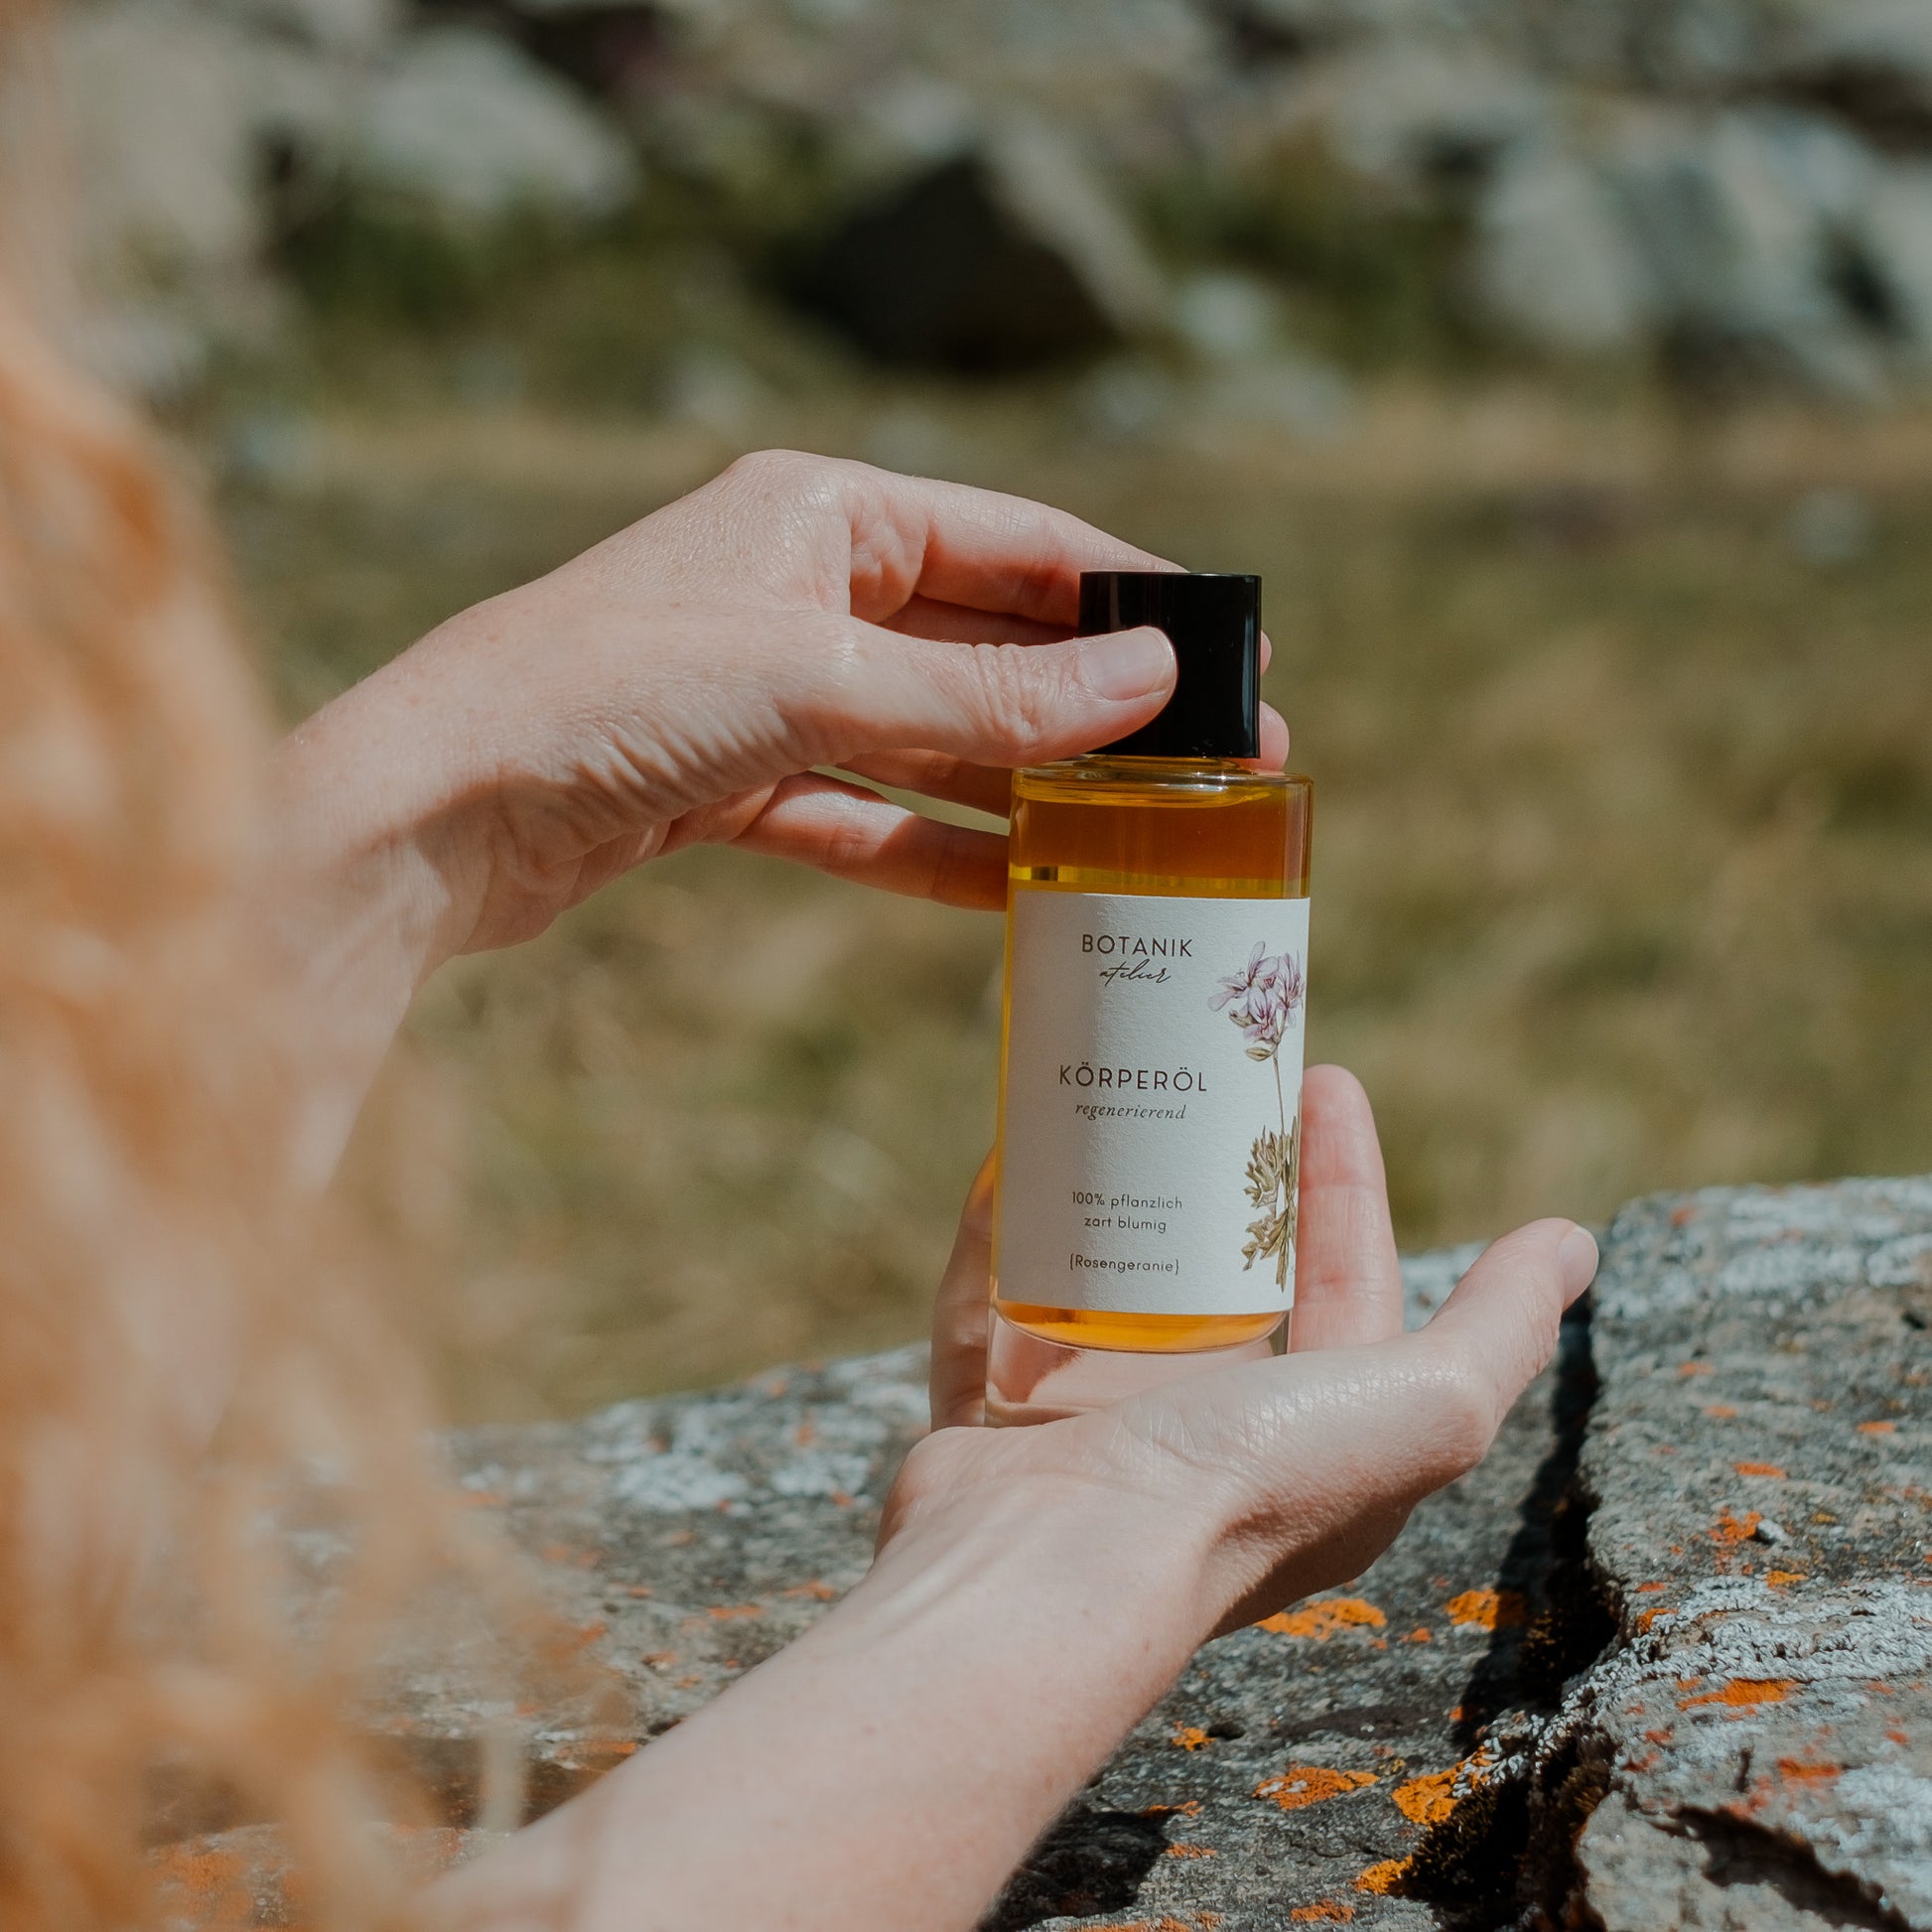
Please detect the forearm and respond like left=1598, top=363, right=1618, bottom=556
left=431, top=1479, right=1218, bottom=1932
left=260, top=659, right=485, bottom=1181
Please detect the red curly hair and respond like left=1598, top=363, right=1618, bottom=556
left=0, top=9, right=553, bottom=1923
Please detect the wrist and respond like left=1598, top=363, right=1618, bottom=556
left=257, top=665, right=490, bottom=1180
left=443, top=1447, right=1237, bottom=1932
left=868, top=1440, right=1227, bottom=1660
left=272, top=654, right=491, bottom=983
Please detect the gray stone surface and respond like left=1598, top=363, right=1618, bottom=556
left=1524, top=1176, right=1932, bottom=1932
left=164, top=1176, right=1931, bottom=1925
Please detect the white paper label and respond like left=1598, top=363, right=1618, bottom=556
left=994, top=888, right=1311, bottom=1317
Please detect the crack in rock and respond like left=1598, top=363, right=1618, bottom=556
left=1509, top=1178, right=1932, bottom=1932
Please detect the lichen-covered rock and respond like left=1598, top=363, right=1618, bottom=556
left=163, top=1175, right=1932, bottom=1927
left=436, top=1345, right=930, bottom=1787
left=154, top=1822, right=471, bottom=1930
left=1523, top=1176, right=1932, bottom=1932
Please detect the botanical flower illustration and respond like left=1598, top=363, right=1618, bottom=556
left=1212, top=942, right=1307, bottom=1057
left=1212, top=944, right=1306, bottom=1288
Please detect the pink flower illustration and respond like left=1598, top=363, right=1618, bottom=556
left=1211, top=942, right=1306, bottom=1058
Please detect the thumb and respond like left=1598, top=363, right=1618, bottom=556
left=1411, top=1218, right=1598, bottom=1457
left=929, top=1154, right=997, bottom=1430
left=807, top=621, right=1175, bottom=768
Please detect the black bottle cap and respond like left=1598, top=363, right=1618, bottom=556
left=1079, top=571, right=1261, bottom=759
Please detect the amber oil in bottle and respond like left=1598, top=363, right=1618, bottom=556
left=987, top=573, right=1312, bottom=1424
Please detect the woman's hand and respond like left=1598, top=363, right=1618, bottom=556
left=910, top=1063, right=1599, bottom=1636
left=432, top=1066, right=1592, bottom=1932
left=265, top=451, right=1284, bottom=1173
left=285, top=451, right=1216, bottom=956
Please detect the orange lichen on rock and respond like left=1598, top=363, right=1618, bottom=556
left=706, top=1602, right=762, bottom=1621
left=1166, top=1843, right=1217, bottom=1860
left=784, top=1580, right=838, bottom=1600
left=1404, top=1626, right=1432, bottom=1642
left=1354, top=1858, right=1413, bottom=1894
left=1445, top=1587, right=1527, bottom=1630
left=1257, top=1596, right=1386, bottom=1639
left=1142, top=1800, right=1203, bottom=1819
left=1713, top=1509, right=1762, bottom=1546
left=1679, top=1361, right=1714, bottom=1376
left=1734, top=1462, right=1788, bottom=1478
left=1084, top=1917, right=1223, bottom=1932
left=1706, top=1404, right=1739, bottom=1418
left=1391, top=1766, right=1460, bottom=1826
left=1173, top=1725, right=1211, bottom=1751
left=1775, top=1756, right=1843, bottom=1783
left=1859, top=1421, right=1897, bottom=1436
left=1392, top=1746, right=1496, bottom=1827
left=1680, top=1677, right=1796, bottom=1709
left=151, top=1844, right=255, bottom=1929
left=1766, top=1570, right=1807, bottom=1587
left=1290, top=1904, right=1355, bottom=1923
left=1254, top=1766, right=1379, bottom=1812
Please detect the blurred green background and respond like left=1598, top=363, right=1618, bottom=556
left=100, top=0, right=1932, bottom=1420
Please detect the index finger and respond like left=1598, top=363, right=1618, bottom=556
left=884, top=594, right=1281, bottom=680
left=838, top=461, right=1176, bottom=625
left=930, top=1155, right=997, bottom=1429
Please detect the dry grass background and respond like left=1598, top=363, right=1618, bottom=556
left=213, top=379, right=1932, bottom=1422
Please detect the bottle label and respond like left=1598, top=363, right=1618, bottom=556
left=995, top=888, right=1310, bottom=1318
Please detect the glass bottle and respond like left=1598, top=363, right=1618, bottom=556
left=987, top=573, right=1313, bottom=1424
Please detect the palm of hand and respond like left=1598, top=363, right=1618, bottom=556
left=891, top=1065, right=1593, bottom=1638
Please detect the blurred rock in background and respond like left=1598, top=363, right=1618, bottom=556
left=55, top=0, right=636, bottom=392
left=788, top=123, right=1165, bottom=371
left=50, top=0, right=1932, bottom=401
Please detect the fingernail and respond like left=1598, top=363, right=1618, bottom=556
left=1558, top=1225, right=1599, bottom=1303
left=1082, top=625, right=1173, bottom=701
